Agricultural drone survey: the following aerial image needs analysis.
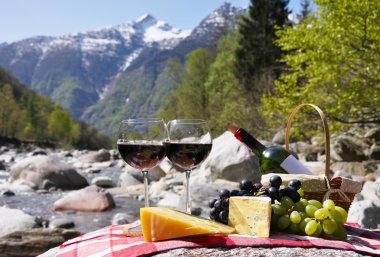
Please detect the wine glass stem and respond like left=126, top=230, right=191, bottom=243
left=185, top=169, right=191, bottom=214
left=142, top=170, right=149, bottom=207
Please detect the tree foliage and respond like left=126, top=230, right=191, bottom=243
left=159, top=49, right=214, bottom=120
left=263, top=0, right=380, bottom=133
left=296, top=0, right=313, bottom=24
left=235, top=0, right=291, bottom=95
left=0, top=67, right=111, bottom=149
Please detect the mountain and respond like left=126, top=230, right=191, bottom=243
left=0, top=3, right=245, bottom=136
left=0, top=15, right=190, bottom=118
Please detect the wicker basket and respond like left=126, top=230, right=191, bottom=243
left=262, top=103, right=362, bottom=211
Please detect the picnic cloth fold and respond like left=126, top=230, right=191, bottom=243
left=57, top=223, right=380, bottom=257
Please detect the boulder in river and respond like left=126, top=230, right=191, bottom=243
left=53, top=185, right=115, bottom=212
left=347, top=200, right=380, bottom=229
left=360, top=181, right=380, bottom=202
left=0, top=207, right=36, bottom=237
left=194, top=132, right=261, bottom=183
left=0, top=161, right=5, bottom=170
left=10, top=155, right=88, bottom=190
left=91, top=176, right=114, bottom=188
left=331, top=135, right=368, bottom=162
left=78, top=149, right=111, bottom=163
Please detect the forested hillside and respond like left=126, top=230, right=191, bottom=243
left=0, top=67, right=111, bottom=149
left=159, top=0, right=380, bottom=139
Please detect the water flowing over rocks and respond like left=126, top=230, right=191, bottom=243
left=10, top=156, right=88, bottom=190
left=2, top=124, right=380, bottom=256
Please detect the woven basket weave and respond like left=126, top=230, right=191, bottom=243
left=262, top=103, right=362, bottom=211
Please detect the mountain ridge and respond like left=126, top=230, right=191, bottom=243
left=0, top=3, right=245, bottom=136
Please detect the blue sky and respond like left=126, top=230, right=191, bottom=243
left=0, top=0, right=313, bottom=43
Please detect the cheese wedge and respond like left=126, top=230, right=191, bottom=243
left=140, top=207, right=235, bottom=242
left=228, top=196, right=272, bottom=237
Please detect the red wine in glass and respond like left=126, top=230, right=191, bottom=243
left=117, top=142, right=166, bottom=170
left=117, top=118, right=167, bottom=207
left=164, top=142, right=212, bottom=170
left=166, top=119, right=212, bottom=214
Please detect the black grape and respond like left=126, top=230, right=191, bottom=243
left=239, top=179, right=253, bottom=191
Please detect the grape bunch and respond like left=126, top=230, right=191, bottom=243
left=208, top=175, right=303, bottom=225
left=272, top=197, right=348, bottom=240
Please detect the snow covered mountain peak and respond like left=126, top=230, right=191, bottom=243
left=135, top=13, right=157, bottom=27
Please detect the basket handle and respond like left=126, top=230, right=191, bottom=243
left=285, top=103, right=330, bottom=176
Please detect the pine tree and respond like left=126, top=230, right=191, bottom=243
left=235, top=0, right=291, bottom=96
left=296, top=0, right=312, bottom=23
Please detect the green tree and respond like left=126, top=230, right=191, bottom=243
left=47, top=106, right=77, bottom=144
left=263, top=0, right=380, bottom=133
left=296, top=0, right=312, bottom=24
left=0, top=84, right=25, bottom=137
left=159, top=48, right=214, bottom=120
left=206, top=33, right=262, bottom=134
left=235, top=0, right=291, bottom=95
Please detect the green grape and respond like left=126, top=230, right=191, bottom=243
left=294, top=201, right=306, bottom=212
left=332, top=226, right=348, bottom=240
left=290, top=211, right=302, bottom=224
left=300, top=198, right=309, bottom=207
left=305, top=220, right=318, bottom=235
left=308, top=199, right=323, bottom=209
left=289, top=223, right=300, bottom=233
left=314, top=208, right=330, bottom=220
left=311, top=222, right=323, bottom=237
left=334, top=206, right=348, bottom=223
left=271, top=214, right=279, bottom=229
left=281, top=196, right=294, bottom=210
left=299, top=211, right=307, bottom=220
left=305, top=205, right=318, bottom=218
left=297, top=188, right=304, bottom=197
left=277, top=214, right=291, bottom=230
left=323, top=199, right=335, bottom=212
left=300, top=218, right=312, bottom=233
left=322, top=219, right=337, bottom=235
left=329, top=210, right=343, bottom=225
left=272, top=204, right=287, bottom=216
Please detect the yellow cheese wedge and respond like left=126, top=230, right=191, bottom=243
left=140, top=207, right=235, bottom=242
left=228, top=196, right=272, bottom=237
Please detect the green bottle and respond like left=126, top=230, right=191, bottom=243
left=228, top=124, right=313, bottom=175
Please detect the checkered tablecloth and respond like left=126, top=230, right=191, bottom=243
left=56, top=223, right=380, bottom=257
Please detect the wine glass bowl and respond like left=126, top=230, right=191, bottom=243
left=165, top=119, right=212, bottom=213
left=117, top=118, right=167, bottom=207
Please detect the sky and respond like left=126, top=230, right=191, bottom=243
left=0, top=0, right=314, bottom=43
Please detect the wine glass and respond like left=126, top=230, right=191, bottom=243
left=117, top=118, right=167, bottom=207
left=166, top=119, right=212, bottom=214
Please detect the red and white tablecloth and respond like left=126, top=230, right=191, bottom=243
left=56, top=223, right=380, bottom=257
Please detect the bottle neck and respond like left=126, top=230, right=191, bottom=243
left=234, top=128, right=266, bottom=156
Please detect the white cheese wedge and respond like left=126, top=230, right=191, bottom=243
left=228, top=196, right=272, bottom=237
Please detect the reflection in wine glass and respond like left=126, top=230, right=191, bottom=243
left=117, top=118, right=167, bottom=207
left=166, top=119, right=212, bottom=214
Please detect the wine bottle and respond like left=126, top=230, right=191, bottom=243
left=227, top=124, right=313, bottom=175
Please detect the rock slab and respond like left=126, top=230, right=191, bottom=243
left=0, top=228, right=81, bottom=257
left=0, top=207, right=35, bottom=238
left=10, top=156, right=88, bottom=190
left=53, top=185, right=115, bottom=212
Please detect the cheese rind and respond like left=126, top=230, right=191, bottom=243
left=228, top=196, right=272, bottom=237
left=140, top=207, right=235, bottom=242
